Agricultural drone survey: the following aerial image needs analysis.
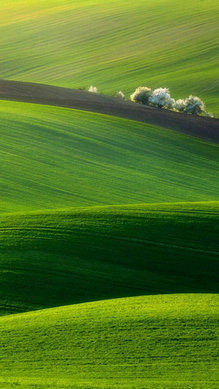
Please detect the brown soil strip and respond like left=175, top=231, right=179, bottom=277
left=0, top=79, right=218, bottom=143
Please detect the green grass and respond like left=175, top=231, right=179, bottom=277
left=0, top=201, right=218, bottom=315
left=0, top=100, right=218, bottom=213
left=0, top=294, right=218, bottom=388
left=1, top=0, right=218, bottom=113
left=1, top=2, right=218, bottom=385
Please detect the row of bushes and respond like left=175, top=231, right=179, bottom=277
left=88, top=85, right=211, bottom=117
left=130, top=87, right=209, bottom=116
left=89, top=86, right=125, bottom=100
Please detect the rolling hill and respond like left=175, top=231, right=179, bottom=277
left=0, top=294, right=218, bottom=388
left=0, top=80, right=219, bottom=142
left=1, top=0, right=218, bottom=114
left=0, top=99, right=218, bottom=213
left=0, top=1, right=218, bottom=387
left=0, top=96, right=218, bottom=387
left=0, top=202, right=218, bottom=315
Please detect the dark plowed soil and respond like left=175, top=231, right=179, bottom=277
left=0, top=79, right=218, bottom=142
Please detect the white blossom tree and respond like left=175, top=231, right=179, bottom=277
left=149, top=88, right=175, bottom=109
left=184, top=95, right=206, bottom=115
left=174, top=99, right=186, bottom=112
left=88, top=86, right=98, bottom=93
left=116, top=91, right=125, bottom=99
left=130, top=87, right=152, bottom=105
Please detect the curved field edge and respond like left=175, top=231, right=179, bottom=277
left=0, top=80, right=219, bottom=143
left=0, top=294, right=218, bottom=388
left=0, top=201, right=218, bottom=315
left=0, top=100, right=218, bottom=213
left=1, top=0, right=218, bottom=114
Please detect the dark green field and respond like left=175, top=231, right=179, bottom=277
left=0, top=202, right=218, bottom=315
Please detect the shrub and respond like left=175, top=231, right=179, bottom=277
left=116, top=91, right=125, bottom=99
left=119, top=84, right=212, bottom=117
left=184, top=95, right=205, bottom=115
left=174, top=99, right=186, bottom=112
left=88, top=86, right=98, bottom=93
left=130, top=87, right=152, bottom=105
left=149, top=88, right=175, bottom=109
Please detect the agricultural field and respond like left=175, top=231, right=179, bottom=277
left=0, top=294, right=218, bottom=388
left=0, top=201, right=218, bottom=315
left=0, top=100, right=218, bottom=213
left=1, top=0, right=218, bottom=114
left=0, top=0, right=218, bottom=388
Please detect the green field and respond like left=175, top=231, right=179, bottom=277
left=0, top=294, right=218, bottom=388
left=1, top=0, right=218, bottom=113
left=0, top=99, right=218, bottom=387
left=0, top=100, right=218, bottom=213
left=1, top=201, right=218, bottom=315
left=0, top=1, right=218, bottom=387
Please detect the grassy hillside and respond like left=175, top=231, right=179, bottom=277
left=0, top=294, right=218, bottom=388
left=0, top=100, right=218, bottom=213
left=1, top=0, right=218, bottom=113
left=1, top=1, right=218, bottom=386
left=0, top=202, right=218, bottom=315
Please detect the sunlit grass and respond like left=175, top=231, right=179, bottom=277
left=0, top=100, right=218, bottom=213
left=0, top=294, right=218, bottom=388
left=1, top=0, right=218, bottom=113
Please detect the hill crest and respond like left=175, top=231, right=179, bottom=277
left=0, top=79, right=218, bottom=142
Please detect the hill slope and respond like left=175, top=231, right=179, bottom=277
left=0, top=100, right=218, bottom=213
left=0, top=202, right=218, bottom=315
left=1, top=0, right=218, bottom=113
left=0, top=294, right=218, bottom=388
left=0, top=80, right=218, bottom=142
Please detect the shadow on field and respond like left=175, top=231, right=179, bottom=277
left=0, top=203, right=218, bottom=315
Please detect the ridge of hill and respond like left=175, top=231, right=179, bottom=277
left=0, top=80, right=218, bottom=142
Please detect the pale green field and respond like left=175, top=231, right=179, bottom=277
left=0, top=294, right=218, bottom=388
left=0, top=100, right=218, bottom=213
left=1, top=0, right=218, bottom=113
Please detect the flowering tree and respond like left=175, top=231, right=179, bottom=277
left=116, top=91, right=125, bottom=99
left=174, top=99, right=187, bottom=112
left=88, top=86, right=98, bottom=93
left=149, top=88, right=175, bottom=109
left=130, top=87, right=152, bottom=105
left=184, top=95, right=206, bottom=115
